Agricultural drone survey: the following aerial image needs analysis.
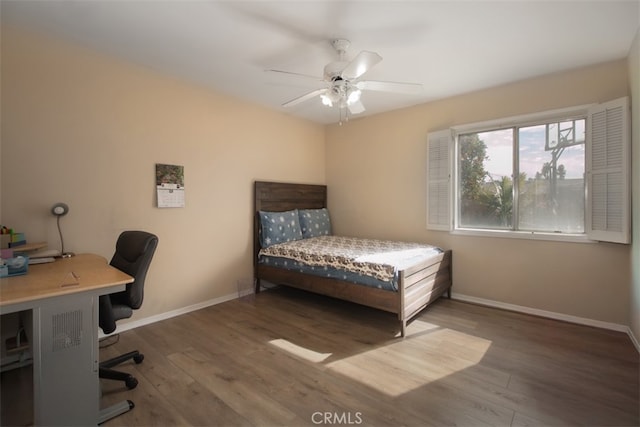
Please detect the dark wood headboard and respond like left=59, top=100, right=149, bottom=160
left=254, top=181, right=327, bottom=212
left=253, top=181, right=327, bottom=269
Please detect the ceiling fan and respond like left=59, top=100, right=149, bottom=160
left=268, top=39, right=423, bottom=121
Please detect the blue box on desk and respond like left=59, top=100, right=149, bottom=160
left=0, top=255, right=29, bottom=277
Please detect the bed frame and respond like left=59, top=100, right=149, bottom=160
left=253, top=181, right=452, bottom=337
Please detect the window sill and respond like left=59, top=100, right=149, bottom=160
left=451, top=228, right=595, bottom=244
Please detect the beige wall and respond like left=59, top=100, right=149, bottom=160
left=0, top=27, right=325, bottom=322
left=326, top=60, right=631, bottom=325
left=1, top=25, right=636, bottom=333
left=630, top=28, right=640, bottom=343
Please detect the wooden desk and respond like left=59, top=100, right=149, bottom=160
left=0, top=254, right=133, bottom=426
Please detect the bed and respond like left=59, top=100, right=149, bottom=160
left=253, top=181, right=452, bottom=337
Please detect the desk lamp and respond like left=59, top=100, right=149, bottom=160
left=51, top=202, right=74, bottom=258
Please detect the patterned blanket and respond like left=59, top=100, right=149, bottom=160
left=259, top=235, right=442, bottom=282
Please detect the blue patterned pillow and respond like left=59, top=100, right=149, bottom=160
left=259, top=210, right=303, bottom=248
left=298, top=208, right=332, bottom=238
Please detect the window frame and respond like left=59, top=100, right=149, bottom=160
left=452, top=105, right=591, bottom=240
left=427, top=98, right=630, bottom=244
left=452, top=106, right=591, bottom=241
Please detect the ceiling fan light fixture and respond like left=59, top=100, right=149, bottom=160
left=320, top=93, right=333, bottom=107
left=347, top=88, right=361, bottom=105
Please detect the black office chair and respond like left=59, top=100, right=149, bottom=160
left=98, top=231, right=157, bottom=421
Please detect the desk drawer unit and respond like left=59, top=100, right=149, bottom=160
left=35, top=293, right=99, bottom=425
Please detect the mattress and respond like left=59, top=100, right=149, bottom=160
left=258, top=235, right=443, bottom=292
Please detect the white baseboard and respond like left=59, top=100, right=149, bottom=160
left=451, top=292, right=639, bottom=353
left=99, top=288, right=640, bottom=355
left=99, top=291, right=242, bottom=338
left=627, top=327, right=640, bottom=354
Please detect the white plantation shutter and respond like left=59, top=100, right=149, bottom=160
left=427, top=129, right=452, bottom=230
left=587, top=97, right=630, bottom=244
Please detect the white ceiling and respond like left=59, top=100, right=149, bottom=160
left=2, top=1, right=639, bottom=124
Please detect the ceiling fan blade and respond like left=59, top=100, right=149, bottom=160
left=356, top=80, right=423, bottom=94
left=340, top=51, right=382, bottom=80
left=282, top=88, right=327, bottom=107
left=348, top=99, right=366, bottom=115
left=265, top=69, right=324, bottom=81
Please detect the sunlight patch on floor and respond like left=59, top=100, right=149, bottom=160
left=326, top=328, right=492, bottom=397
left=405, top=318, right=442, bottom=333
left=268, top=339, right=332, bottom=363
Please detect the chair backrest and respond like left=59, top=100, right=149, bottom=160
left=100, top=231, right=158, bottom=334
left=109, top=230, right=158, bottom=309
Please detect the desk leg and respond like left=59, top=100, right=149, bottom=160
left=99, top=400, right=135, bottom=424
left=33, top=293, right=99, bottom=426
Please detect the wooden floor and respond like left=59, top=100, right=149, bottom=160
left=95, top=287, right=640, bottom=426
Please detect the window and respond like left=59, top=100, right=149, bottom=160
left=457, top=119, right=585, bottom=233
left=426, top=97, right=630, bottom=244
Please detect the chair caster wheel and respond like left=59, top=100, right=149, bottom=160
left=133, top=354, right=144, bottom=364
left=127, top=400, right=135, bottom=410
left=125, top=376, right=138, bottom=390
